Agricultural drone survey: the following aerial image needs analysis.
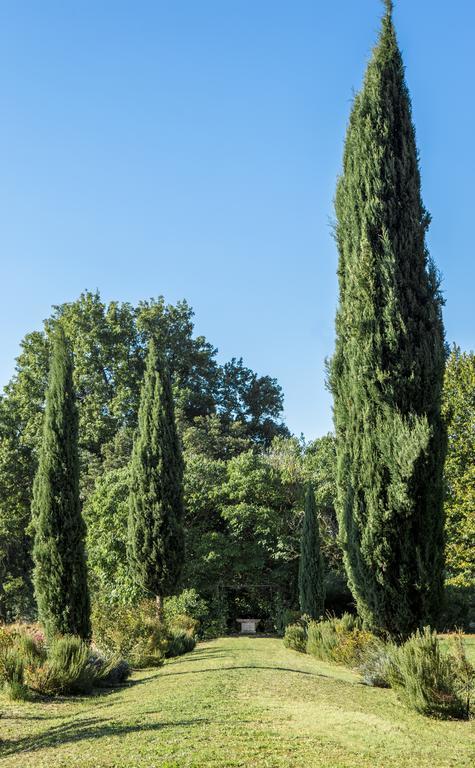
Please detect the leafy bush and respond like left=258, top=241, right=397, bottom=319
left=283, top=623, right=307, bottom=653
left=164, top=590, right=208, bottom=628
left=167, top=613, right=199, bottom=637
left=202, top=617, right=227, bottom=640
left=332, top=628, right=377, bottom=667
left=165, top=631, right=196, bottom=658
left=0, top=626, right=13, bottom=661
left=387, top=627, right=470, bottom=719
left=306, top=614, right=366, bottom=664
left=0, top=626, right=39, bottom=699
left=92, top=600, right=167, bottom=667
left=274, top=605, right=302, bottom=637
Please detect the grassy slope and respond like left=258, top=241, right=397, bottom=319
left=0, top=636, right=474, bottom=768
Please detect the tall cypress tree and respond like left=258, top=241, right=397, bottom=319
left=32, top=328, right=90, bottom=639
left=330, top=1, right=446, bottom=636
left=298, top=484, right=325, bottom=619
left=128, top=339, right=184, bottom=620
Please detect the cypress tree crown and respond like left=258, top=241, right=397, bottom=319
left=331, top=5, right=446, bottom=636
left=127, top=339, right=185, bottom=603
left=32, top=327, right=91, bottom=640
left=298, top=484, right=325, bottom=620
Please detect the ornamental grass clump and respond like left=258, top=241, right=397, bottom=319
left=387, top=627, right=472, bottom=719
left=28, top=635, right=94, bottom=695
left=27, top=635, right=131, bottom=695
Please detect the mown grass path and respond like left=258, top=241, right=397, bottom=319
left=0, top=636, right=474, bottom=767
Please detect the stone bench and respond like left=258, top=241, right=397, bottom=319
left=236, top=618, right=260, bottom=634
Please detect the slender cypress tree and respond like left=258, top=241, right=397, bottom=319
left=298, top=484, right=325, bottom=619
left=330, top=1, right=446, bottom=636
left=127, top=339, right=184, bottom=620
left=32, top=328, right=90, bottom=639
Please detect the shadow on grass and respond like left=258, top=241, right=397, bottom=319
left=160, top=665, right=332, bottom=679
left=0, top=716, right=212, bottom=758
left=166, top=652, right=233, bottom=666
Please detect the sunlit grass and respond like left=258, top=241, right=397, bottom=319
left=1, top=636, right=474, bottom=767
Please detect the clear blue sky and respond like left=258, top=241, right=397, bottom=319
left=0, top=1, right=473, bottom=439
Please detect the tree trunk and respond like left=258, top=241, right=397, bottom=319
left=155, top=594, right=163, bottom=623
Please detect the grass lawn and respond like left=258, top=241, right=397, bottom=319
left=0, top=636, right=474, bottom=767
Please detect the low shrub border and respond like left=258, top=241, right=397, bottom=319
left=283, top=616, right=474, bottom=720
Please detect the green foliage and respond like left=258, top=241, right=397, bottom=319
left=128, top=340, right=185, bottom=608
left=0, top=398, right=35, bottom=621
left=387, top=628, right=471, bottom=719
left=330, top=2, right=446, bottom=636
left=165, top=631, right=196, bottom=658
left=91, top=600, right=168, bottom=668
left=0, top=291, right=286, bottom=620
left=331, top=628, right=377, bottom=667
left=298, top=484, right=325, bottom=619
left=84, top=466, right=142, bottom=605
left=442, top=347, right=475, bottom=592
left=164, top=589, right=208, bottom=636
left=303, top=434, right=342, bottom=572
left=0, top=639, right=29, bottom=700
left=90, top=654, right=131, bottom=687
left=447, top=632, right=475, bottom=718
left=283, top=623, right=307, bottom=653
left=306, top=614, right=363, bottom=663
left=32, top=329, right=91, bottom=640
left=30, top=635, right=94, bottom=695
left=440, top=584, right=474, bottom=632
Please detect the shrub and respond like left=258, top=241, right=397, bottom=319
left=88, top=649, right=131, bottom=687
left=202, top=617, right=227, bottom=640
left=0, top=628, right=38, bottom=701
left=15, top=632, right=46, bottom=668
left=332, top=628, right=377, bottom=667
left=358, top=640, right=393, bottom=688
left=306, top=618, right=339, bottom=661
left=28, top=635, right=94, bottom=695
left=447, top=632, right=475, bottom=719
left=92, top=601, right=167, bottom=667
left=387, top=627, right=470, bottom=719
left=165, top=631, right=196, bottom=658
left=283, top=623, right=307, bottom=653
left=0, top=626, right=14, bottom=661
left=274, top=606, right=302, bottom=636
left=167, top=613, right=199, bottom=637
left=1, top=646, right=29, bottom=700
left=306, top=613, right=368, bottom=664
left=164, top=590, right=208, bottom=628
